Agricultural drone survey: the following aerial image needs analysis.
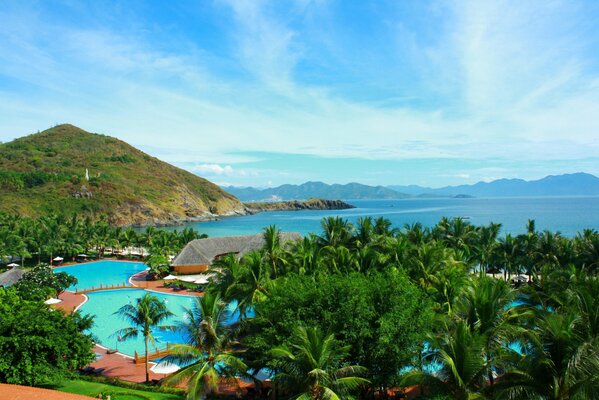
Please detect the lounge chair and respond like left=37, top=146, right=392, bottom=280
left=80, top=366, right=95, bottom=374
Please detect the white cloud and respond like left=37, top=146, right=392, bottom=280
left=188, top=163, right=260, bottom=179
left=192, top=164, right=234, bottom=176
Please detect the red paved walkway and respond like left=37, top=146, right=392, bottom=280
left=0, top=384, right=91, bottom=399
left=89, top=345, right=164, bottom=383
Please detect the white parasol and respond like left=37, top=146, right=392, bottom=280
left=151, top=361, right=180, bottom=374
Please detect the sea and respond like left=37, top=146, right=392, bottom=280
left=170, top=197, right=599, bottom=238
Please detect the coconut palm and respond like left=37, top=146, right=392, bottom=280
left=211, top=251, right=270, bottom=319
left=496, top=312, right=599, bottom=400
left=355, top=216, right=375, bottom=247
left=320, top=217, right=354, bottom=248
left=162, top=292, right=247, bottom=399
left=290, top=234, right=322, bottom=276
left=120, top=227, right=138, bottom=257
left=262, top=225, right=289, bottom=278
left=402, top=320, right=487, bottom=400
left=472, top=223, right=501, bottom=275
left=575, top=229, right=599, bottom=273
left=321, top=245, right=358, bottom=275
left=403, top=222, right=428, bottom=245
left=271, top=325, right=369, bottom=400
left=373, top=216, right=395, bottom=237
left=455, top=277, right=523, bottom=387
left=210, top=253, right=244, bottom=301
left=113, top=293, right=175, bottom=382
left=497, top=234, right=520, bottom=280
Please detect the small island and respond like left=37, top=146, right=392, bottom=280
left=244, top=198, right=355, bottom=213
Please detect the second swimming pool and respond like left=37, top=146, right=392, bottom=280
left=55, top=260, right=147, bottom=291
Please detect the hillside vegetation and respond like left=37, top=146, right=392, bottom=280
left=0, top=124, right=245, bottom=225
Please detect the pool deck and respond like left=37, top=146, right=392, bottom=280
left=89, top=345, right=165, bottom=383
left=130, top=271, right=203, bottom=296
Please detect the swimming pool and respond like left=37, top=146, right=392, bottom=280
left=79, top=289, right=243, bottom=356
left=55, top=261, right=247, bottom=357
left=55, top=260, right=147, bottom=291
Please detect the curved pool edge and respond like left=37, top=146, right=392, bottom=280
left=74, top=293, right=89, bottom=312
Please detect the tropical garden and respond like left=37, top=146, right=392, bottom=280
left=1, top=212, right=599, bottom=399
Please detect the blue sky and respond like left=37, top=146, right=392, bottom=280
left=1, top=1, right=598, bottom=188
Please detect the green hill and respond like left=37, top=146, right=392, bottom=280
left=0, top=124, right=246, bottom=225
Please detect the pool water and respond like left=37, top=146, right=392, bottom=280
left=55, top=260, right=147, bottom=291
left=79, top=289, right=242, bottom=356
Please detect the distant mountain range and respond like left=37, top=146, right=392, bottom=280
left=388, top=173, right=599, bottom=198
left=225, top=173, right=599, bottom=201
left=224, top=181, right=410, bottom=201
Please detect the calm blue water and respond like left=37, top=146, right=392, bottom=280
left=179, top=197, right=599, bottom=238
left=79, top=289, right=242, bottom=356
left=54, top=260, right=147, bottom=291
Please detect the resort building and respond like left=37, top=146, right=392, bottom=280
left=171, top=232, right=301, bottom=274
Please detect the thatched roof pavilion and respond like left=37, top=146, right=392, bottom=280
left=171, top=232, right=301, bottom=274
left=0, top=266, right=25, bottom=287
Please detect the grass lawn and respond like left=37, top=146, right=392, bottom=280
left=52, top=379, right=184, bottom=400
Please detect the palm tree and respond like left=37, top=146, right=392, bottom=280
left=162, top=292, right=247, bottom=399
left=496, top=312, right=599, bottom=399
left=472, top=223, right=501, bottom=276
left=355, top=217, right=375, bottom=247
left=402, top=320, right=486, bottom=400
left=236, top=251, right=271, bottom=318
left=151, top=230, right=176, bottom=258
left=262, top=225, right=289, bottom=278
left=113, top=293, right=175, bottom=382
left=456, top=277, right=523, bottom=387
left=575, top=229, right=599, bottom=273
left=210, top=253, right=245, bottom=300
left=120, top=227, right=138, bottom=257
left=403, top=222, right=428, bottom=245
left=290, top=234, right=322, bottom=276
left=271, top=326, right=369, bottom=400
left=373, top=216, right=395, bottom=237
left=320, top=217, right=354, bottom=248
left=321, top=245, right=358, bottom=275
left=498, top=234, right=520, bottom=280
left=517, top=219, right=539, bottom=281
left=443, top=218, right=476, bottom=255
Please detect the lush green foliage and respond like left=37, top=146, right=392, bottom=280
left=14, top=264, right=77, bottom=300
left=0, top=287, right=94, bottom=386
left=204, top=217, right=599, bottom=399
left=244, top=271, right=432, bottom=389
left=0, top=213, right=206, bottom=270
